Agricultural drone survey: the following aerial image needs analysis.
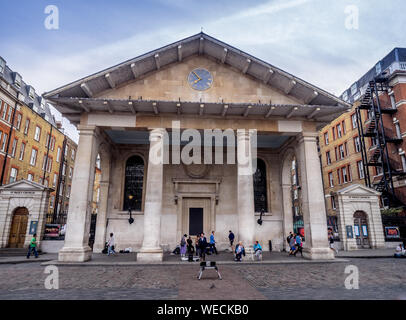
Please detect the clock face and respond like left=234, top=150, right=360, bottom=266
left=187, top=68, right=213, bottom=91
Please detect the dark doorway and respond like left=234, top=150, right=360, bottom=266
left=189, top=208, right=203, bottom=236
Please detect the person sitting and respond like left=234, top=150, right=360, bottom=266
left=394, top=244, right=405, bottom=258
left=253, top=241, right=262, bottom=261
left=235, top=241, right=245, bottom=262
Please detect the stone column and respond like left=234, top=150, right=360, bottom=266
left=58, top=125, right=98, bottom=262
left=93, top=181, right=109, bottom=252
left=281, top=183, right=294, bottom=251
left=296, top=133, right=334, bottom=260
left=236, top=129, right=256, bottom=247
left=137, top=128, right=165, bottom=262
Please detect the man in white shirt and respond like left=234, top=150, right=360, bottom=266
left=107, top=233, right=116, bottom=256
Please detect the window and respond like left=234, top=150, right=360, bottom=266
left=371, top=137, right=378, bottom=147
left=347, top=165, right=352, bottom=182
left=326, top=151, right=331, bottom=165
left=1, top=133, right=8, bottom=152
left=337, top=124, right=342, bottom=138
left=9, top=168, right=18, bottom=183
left=344, top=142, right=348, bottom=157
left=334, top=147, right=338, bottom=161
left=354, top=137, right=361, bottom=153
left=27, top=173, right=33, bottom=181
left=71, top=149, right=75, bottom=160
left=51, top=136, right=55, bottom=151
left=401, top=154, right=406, bottom=173
left=331, top=196, right=336, bottom=210
left=42, top=155, right=47, bottom=171
left=24, top=119, right=30, bottom=135
left=342, top=167, right=348, bottom=183
left=53, top=174, right=58, bottom=187
left=324, top=132, right=329, bottom=145
left=332, top=127, right=336, bottom=140
left=67, top=185, right=71, bottom=198
left=339, top=145, right=345, bottom=159
left=69, top=167, right=73, bottom=178
left=6, top=106, right=12, bottom=123
left=328, top=172, right=334, bottom=187
left=44, top=179, right=49, bottom=187
left=50, top=196, right=55, bottom=209
left=14, top=73, right=21, bottom=88
left=351, top=83, right=358, bottom=95
left=45, top=133, right=50, bottom=147
left=64, top=145, right=68, bottom=157
left=357, top=161, right=365, bottom=179
left=376, top=166, right=383, bottom=175
left=1, top=104, right=7, bottom=120
left=395, top=122, right=401, bottom=139
left=342, top=121, right=346, bottom=135
left=123, top=155, right=145, bottom=211
left=253, top=159, right=268, bottom=213
left=351, top=114, right=358, bottom=129
left=11, top=139, right=17, bottom=157
left=337, top=169, right=342, bottom=185
left=19, top=142, right=25, bottom=161
left=0, top=58, right=5, bottom=73
left=34, top=126, right=41, bottom=141
left=16, top=114, right=22, bottom=130
left=62, top=164, right=66, bottom=176
left=56, top=147, right=61, bottom=162
left=30, top=149, right=37, bottom=166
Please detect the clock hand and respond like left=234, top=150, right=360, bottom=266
left=192, top=71, right=201, bottom=81
left=194, top=78, right=202, bottom=84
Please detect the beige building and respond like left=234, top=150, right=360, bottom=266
left=44, top=33, right=350, bottom=262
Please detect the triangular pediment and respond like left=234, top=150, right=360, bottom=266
left=0, top=179, right=53, bottom=191
left=336, top=184, right=381, bottom=196
left=96, top=55, right=303, bottom=105
left=44, top=33, right=350, bottom=125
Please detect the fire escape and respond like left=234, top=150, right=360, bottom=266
left=356, top=76, right=406, bottom=208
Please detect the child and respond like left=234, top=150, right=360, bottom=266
left=26, top=233, right=39, bottom=259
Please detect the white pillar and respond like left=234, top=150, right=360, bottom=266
left=281, top=183, right=294, bottom=251
left=137, top=128, right=165, bottom=262
left=58, top=125, right=98, bottom=262
left=296, top=133, right=334, bottom=260
left=93, top=181, right=109, bottom=252
left=236, top=129, right=256, bottom=247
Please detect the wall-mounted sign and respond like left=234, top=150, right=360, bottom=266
left=29, top=221, right=38, bottom=235
left=354, top=225, right=360, bottom=237
left=43, top=224, right=62, bottom=240
left=362, top=225, right=368, bottom=236
left=346, top=225, right=354, bottom=239
left=385, top=226, right=400, bottom=239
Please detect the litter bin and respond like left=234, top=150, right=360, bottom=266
left=268, top=240, right=272, bottom=252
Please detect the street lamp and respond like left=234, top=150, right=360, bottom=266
left=257, top=194, right=265, bottom=225
left=128, top=194, right=135, bottom=225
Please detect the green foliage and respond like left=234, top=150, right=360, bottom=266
left=381, top=207, right=403, bottom=216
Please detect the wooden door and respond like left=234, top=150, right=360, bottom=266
left=354, top=211, right=370, bottom=249
left=8, top=208, right=29, bottom=248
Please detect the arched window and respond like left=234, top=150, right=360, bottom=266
left=291, top=156, right=303, bottom=234
left=123, top=156, right=144, bottom=211
left=253, top=158, right=268, bottom=212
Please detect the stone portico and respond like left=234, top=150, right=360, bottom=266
left=44, top=33, right=350, bottom=262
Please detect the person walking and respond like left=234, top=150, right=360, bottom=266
left=293, top=233, right=303, bottom=257
left=286, top=232, right=293, bottom=252
left=235, top=241, right=245, bottom=262
left=107, top=232, right=116, bottom=256
left=180, top=234, right=187, bottom=258
left=209, top=231, right=218, bottom=255
left=26, top=233, right=39, bottom=259
left=228, top=230, right=235, bottom=251
left=198, top=233, right=208, bottom=261
left=253, top=241, right=262, bottom=261
left=288, top=233, right=296, bottom=256
left=195, top=233, right=201, bottom=257
left=328, top=233, right=338, bottom=254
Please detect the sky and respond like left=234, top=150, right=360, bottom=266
left=0, top=0, right=405, bottom=143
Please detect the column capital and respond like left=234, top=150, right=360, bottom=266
left=77, top=125, right=98, bottom=136
left=296, top=132, right=318, bottom=144
left=236, top=129, right=257, bottom=139
left=148, top=128, right=167, bottom=140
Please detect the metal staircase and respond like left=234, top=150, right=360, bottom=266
left=356, top=77, right=406, bottom=208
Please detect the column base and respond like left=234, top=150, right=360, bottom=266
left=137, top=248, right=163, bottom=262
left=58, top=246, right=92, bottom=262
left=303, top=247, right=335, bottom=260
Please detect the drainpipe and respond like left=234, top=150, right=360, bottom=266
left=42, top=123, right=53, bottom=183
left=53, top=136, right=67, bottom=220
left=0, top=100, right=18, bottom=185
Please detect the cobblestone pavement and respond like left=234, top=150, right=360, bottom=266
left=0, top=258, right=405, bottom=300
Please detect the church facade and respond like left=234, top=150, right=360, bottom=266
left=44, top=33, right=350, bottom=262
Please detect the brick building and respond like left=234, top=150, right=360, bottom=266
left=0, top=56, right=77, bottom=248
left=319, top=48, right=406, bottom=243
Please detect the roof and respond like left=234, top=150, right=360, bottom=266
left=0, top=58, right=57, bottom=127
left=43, top=32, right=350, bottom=125
left=341, top=48, right=406, bottom=104
left=0, top=179, right=54, bottom=192
left=335, top=184, right=381, bottom=196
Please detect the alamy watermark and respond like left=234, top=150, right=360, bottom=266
left=44, top=5, right=59, bottom=30
left=344, top=265, right=359, bottom=290
left=344, top=5, right=359, bottom=30
left=44, top=265, right=59, bottom=290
